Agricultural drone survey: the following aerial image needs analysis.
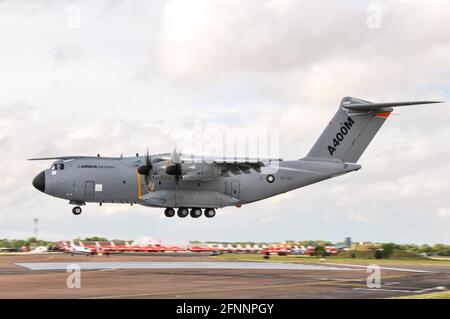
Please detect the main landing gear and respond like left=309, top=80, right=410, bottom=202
left=190, top=208, right=202, bottom=218
left=164, top=208, right=176, bottom=217
left=177, top=207, right=189, bottom=218
left=164, top=207, right=216, bottom=218
left=204, top=208, right=216, bottom=218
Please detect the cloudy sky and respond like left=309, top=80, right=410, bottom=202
left=0, top=0, right=449, bottom=244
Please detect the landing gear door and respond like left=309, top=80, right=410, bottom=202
left=84, top=181, right=95, bottom=201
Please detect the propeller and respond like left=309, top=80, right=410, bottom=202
left=137, top=148, right=153, bottom=184
left=165, top=147, right=183, bottom=185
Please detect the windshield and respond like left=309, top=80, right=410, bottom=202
left=48, top=163, right=64, bottom=170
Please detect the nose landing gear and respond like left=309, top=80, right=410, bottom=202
left=69, top=200, right=85, bottom=215
left=72, top=206, right=82, bottom=215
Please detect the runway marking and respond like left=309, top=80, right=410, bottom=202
left=353, top=286, right=447, bottom=294
left=384, top=282, right=401, bottom=286
left=15, top=261, right=357, bottom=271
left=353, top=288, right=417, bottom=293
left=323, top=263, right=433, bottom=273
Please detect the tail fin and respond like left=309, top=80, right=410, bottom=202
left=306, top=97, right=442, bottom=163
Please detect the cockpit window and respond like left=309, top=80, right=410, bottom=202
left=50, top=163, right=64, bottom=170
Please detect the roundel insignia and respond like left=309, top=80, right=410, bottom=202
left=266, top=175, right=275, bottom=183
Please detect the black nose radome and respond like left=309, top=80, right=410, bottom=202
left=32, top=171, right=45, bottom=193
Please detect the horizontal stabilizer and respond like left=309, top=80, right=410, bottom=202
left=343, top=99, right=443, bottom=112
left=306, top=96, right=443, bottom=163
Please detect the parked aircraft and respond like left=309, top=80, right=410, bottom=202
left=62, top=241, right=94, bottom=256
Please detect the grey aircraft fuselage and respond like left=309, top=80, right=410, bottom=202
left=36, top=156, right=360, bottom=209
left=30, top=97, right=443, bottom=216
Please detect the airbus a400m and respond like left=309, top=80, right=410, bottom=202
left=30, top=97, right=441, bottom=219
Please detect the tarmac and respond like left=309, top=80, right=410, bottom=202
left=1, top=253, right=449, bottom=299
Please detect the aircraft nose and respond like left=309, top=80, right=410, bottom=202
left=32, top=171, right=45, bottom=193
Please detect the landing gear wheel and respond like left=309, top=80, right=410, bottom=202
left=72, top=206, right=82, bottom=215
left=164, top=208, right=175, bottom=217
left=190, top=208, right=202, bottom=218
left=177, top=207, right=189, bottom=218
left=204, top=209, right=216, bottom=218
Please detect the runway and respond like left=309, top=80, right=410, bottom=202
left=1, top=254, right=449, bottom=299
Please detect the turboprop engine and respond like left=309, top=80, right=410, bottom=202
left=150, top=159, right=218, bottom=183
left=180, top=162, right=217, bottom=182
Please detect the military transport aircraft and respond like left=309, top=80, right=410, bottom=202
left=29, top=97, right=442, bottom=219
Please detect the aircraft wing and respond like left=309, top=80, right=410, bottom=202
left=213, top=161, right=265, bottom=173
left=212, top=157, right=282, bottom=173
left=27, top=156, right=122, bottom=161
left=154, top=153, right=281, bottom=164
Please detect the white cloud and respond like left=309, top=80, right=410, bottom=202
left=156, top=0, right=450, bottom=98
left=437, top=208, right=450, bottom=219
left=348, top=210, right=382, bottom=225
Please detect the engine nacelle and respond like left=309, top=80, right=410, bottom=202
left=181, top=163, right=217, bottom=182
left=151, top=161, right=218, bottom=182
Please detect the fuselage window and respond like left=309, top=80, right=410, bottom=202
left=58, top=164, right=64, bottom=170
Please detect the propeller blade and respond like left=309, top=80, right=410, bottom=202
left=137, top=147, right=153, bottom=185
left=171, top=147, right=181, bottom=164
left=146, top=148, right=151, bottom=167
